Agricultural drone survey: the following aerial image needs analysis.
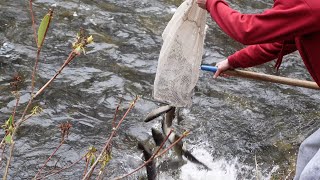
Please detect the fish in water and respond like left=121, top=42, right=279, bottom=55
left=161, top=107, right=211, bottom=170
left=145, top=105, right=211, bottom=170
left=175, top=107, right=184, bottom=124
left=144, top=105, right=184, bottom=124
left=137, top=141, right=157, bottom=180
left=144, top=105, right=172, bottom=122
left=151, top=128, right=165, bottom=147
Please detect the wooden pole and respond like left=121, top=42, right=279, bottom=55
left=225, top=69, right=320, bottom=90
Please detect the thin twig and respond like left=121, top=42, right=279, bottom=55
left=41, top=156, right=85, bottom=179
left=97, top=170, right=105, bottom=180
left=53, top=157, right=62, bottom=169
left=33, top=51, right=77, bottom=99
left=31, top=48, right=41, bottom=95
left=82, top=96, right=139, bottom=180
left=114, top=129, right=173, bottom=180
left=2, top=94, right=20, bottom=179
left=34, top=140, right=65, bottom=179
left=114, top=130, right=189, bottom=180
left=4, top=12, right=52, bottom=179
left=31, top=8, right=54, bottom=94
left=3, top=141, right=15, bottom=180
left=0, top=139, right=6, bottom=165
left=150, top=129, right=173, bottom=159
left=29, top=0, right=38, bottom=46
left=15, top=51, right=77, bottom=130
left=11, top=93, right=20, bottom=125
left=2, top=112, right=37, bottom=179
left=155, top=132, right=189, bottom=159
left=82, top=158, right=90, bottom=179
left=20, top=8, right=54, bottom=125
left=112, top=99, right=122, bottom=129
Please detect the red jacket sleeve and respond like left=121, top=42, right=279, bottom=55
left=228, top=40, right=297, bottom=68
left=206, top=0, right=318, bottom=45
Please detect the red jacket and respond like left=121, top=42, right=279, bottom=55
left=206, top=0, right=320, bottom=86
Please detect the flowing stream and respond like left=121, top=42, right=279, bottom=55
left=0, top=0, right=319, bottom=179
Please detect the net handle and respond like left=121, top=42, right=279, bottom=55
left=201, top=65, right=320, bottom=90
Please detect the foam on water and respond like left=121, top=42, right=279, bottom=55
left=178, top=148, right=278, bottom=180
left=180, top=148, right=237, bottom=180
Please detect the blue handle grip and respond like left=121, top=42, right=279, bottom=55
left=200, top=65, right=218, bottom=73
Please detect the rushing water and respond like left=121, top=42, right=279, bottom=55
left=0, top=0, right=319, bottom=179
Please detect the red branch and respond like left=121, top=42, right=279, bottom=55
left=34, top=140, right=65, bottom=179
left=82, top=96, right=139, bottom=180
left=114, top=130, right=190, bottom=180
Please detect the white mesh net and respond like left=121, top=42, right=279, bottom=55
left=153, top=0, right=207, bottom=107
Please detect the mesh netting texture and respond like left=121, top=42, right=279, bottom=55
left=153, top=0, right=207, bottom=107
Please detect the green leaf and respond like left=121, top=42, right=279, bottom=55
left=37, top=10, right=52, bottom=48
left=90, top=156, right=95, bottom=166
left=5, top=134, right=12, bottom=144
left=7, top=115, right=13, bottom=126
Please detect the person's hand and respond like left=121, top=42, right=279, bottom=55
left=197, top=0, right=207, bottom=10
left=213, top=59, right=233, bottom=78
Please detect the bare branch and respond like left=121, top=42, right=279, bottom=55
left=34, top=140, right=65, bottom=179
left=112, top=99, right=122, bottom=129
left=155, top=131, right=189, bottom=159
left=29, top=0, right=38, bottom=46
left=3, top=141, right=15, bottom=180
left=41, top=156, right=85, bottom=179
left=113, top=129, right=174, bottom=180
left=82, top=96, right=139, bottom=180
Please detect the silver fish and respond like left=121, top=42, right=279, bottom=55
left=151, top=128, right=165, bottom=147
left=137, top=141, right=157, bottom=180
left=144, top=105, right=173, bottom=122
left=161, top=107, right=211, bottom=170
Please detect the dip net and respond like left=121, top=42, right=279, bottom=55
left=153, top=0, right=207, bottom=107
